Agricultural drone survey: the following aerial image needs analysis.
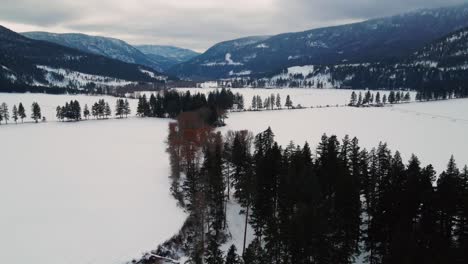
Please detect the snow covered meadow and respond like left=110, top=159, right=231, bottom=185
left=0, top=93, right=187, bottom=264
left=220, top=97, right=468, bottom=174
left=0, top=90, right=467, bottom=264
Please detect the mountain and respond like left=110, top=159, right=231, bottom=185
left=135, top=45, right=200, bottom=70
left=169, top=3, right=468, bottom=80
left=22, top=31, right=165, bottom=72
left=233, top=26, right=468, bottom=96
left=0, top=25, right=167, bottom=92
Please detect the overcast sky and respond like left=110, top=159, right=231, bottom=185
left=1, top=0, right=466, bottom=52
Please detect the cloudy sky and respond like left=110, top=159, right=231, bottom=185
left=1, top=0, right=466, bottom=52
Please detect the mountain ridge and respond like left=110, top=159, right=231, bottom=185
left=168, top=3, right=468, bottom=80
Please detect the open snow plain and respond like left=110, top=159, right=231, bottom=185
left=0, top=93, right=187, bottom=264
left=220, top=98, right=468, bottom=174
left=0, top=91, right=466, bottom=264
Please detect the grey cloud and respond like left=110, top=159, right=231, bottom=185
left=1, top=0, right=467, bottom=51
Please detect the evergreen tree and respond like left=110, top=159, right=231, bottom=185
left=31, top=102, right=41, bottom=123
left=383, top=94, right=387, bottom=104
left=1, top=102, right=9, bottom=124
left=285, top=95, right=292, bottom=109
left=12, top=105, right=18, bottom=124
left=124, top=99, right=131, bottom=118
left=275, top=94, right=281, bottom=109
left=251, top=96, right=257, bottom=110
left=350, top=91, right=357, bottom=106
left=83, top=104, right=90, bottom=120
left=256, top=95, right=263, bottom=109
left=104, top=102, right=112, bottom=118
left=18, top=103, right=26, bottom=123
left=205, top=235, right=224, bottom=264
left=357, top=92, right=363, bottom=106
left=225, top=245, right=241, bottom=264
left=56, top=106, right=63, bottom=121
left=375, top=92, right=381, bottom=104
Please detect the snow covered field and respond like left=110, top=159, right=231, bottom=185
left=175, top=88, right=416, bottom=108
left=0, top=116, right=187, bottom=264
left=219, top=98, right=468, bottom=174
left=0, top=91, right=466, bottom=264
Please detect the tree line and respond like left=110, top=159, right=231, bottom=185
left=250, top=94, right=294, bottom=111
left=0, top=101, right=42, bottom=124
left=163, top=123, right=468, bottom=264
left=349, top=91, right=411, bottom=107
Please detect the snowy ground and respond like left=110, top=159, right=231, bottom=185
left=219, top=98, right=468, bottom=174
left=1, top=91, right=466, bottom=264
left=174, top=88, right=416, bottom=109
left=0, top=115, right=187, bottom=264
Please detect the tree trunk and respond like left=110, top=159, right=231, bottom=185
left=242, top=203, right=250, bottom=256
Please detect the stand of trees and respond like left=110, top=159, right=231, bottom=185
left=56, top=100, right=81, bottom=121
left=0, top=101, right=39, bottom=124
left=115, top=98, right=131, bottom=118
left=250, top=94, right=292, bottom=111
left=137, top=89, right=243, bottom=126
left=163, top=124, right=468, bottom=264
left=91, top=99, right=112, bottom=119
left=349, top=91, right=411, bottom=107
left=415, top=83, right=468, bottom=101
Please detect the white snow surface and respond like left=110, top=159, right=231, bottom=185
left=219, top=99, right=468, bottom=174
left=0, top=93, right=187, bottom=264
left=1, top=91, right=466, bottom=264
left=221, top=199, right=255, bottom=255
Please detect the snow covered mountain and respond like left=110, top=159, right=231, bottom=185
left=169, top=3, right=468, bottom=80
left=135, top=45, right=200, bottom=70
left=22, top=32, right=166, bottom=72
left=232, top=26, right=468, bottom=93
left=0, top=25, right=167, bottom=92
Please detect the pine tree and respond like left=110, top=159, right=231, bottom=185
left=256, top=95, right=263, bottom=109
left=383, top=94, right=387, bottom=104
left=251, top=96, right=257, bottom=110
left=275, top=94, right=281, bottom=109
left=388, top=91, right=396, bottom=104
left=12, top=105, right=18, bottom=124
left=226, top=245, right=241, bottom=264
left=104, top=102, right=112, bottom=118
left=375, top=92, right=381, bottom=104
left=124, top=99, right=131, bottom=118
left=350, top=91, right=357, bottom=106
left=1, top=102, right=9, bottom=124
left=357, top=92, right=363, bottom=106
left=115, top=99, right=124, bottom=118
left=56, top=106, right=63, bottom=121
left=31, top=102, right=41, bottom=123
left=205, top=235, right=224, bottom=264
left=285, top=95, right=292, bottom=109
left=83, top=104, right=90, bottom=120
left=18, top=103, right=26, bottom=123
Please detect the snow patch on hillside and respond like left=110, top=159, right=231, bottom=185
left=202, top=53, right=244, bottom=67
left=36, top=65, right=135, bottom=88
left=140, top=68, right=167, bottom=81
left=229, top=70, right=252, bottom=76
left=256, top=43, right=269, bottom=49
